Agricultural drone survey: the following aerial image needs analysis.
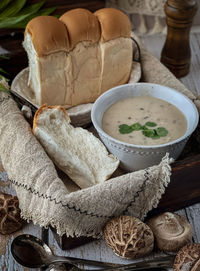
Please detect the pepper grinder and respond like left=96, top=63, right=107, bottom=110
left=161, top=0, right=198, bottom=78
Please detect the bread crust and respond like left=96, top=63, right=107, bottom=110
left=25, top=16, right=70, bottom=56
left=25, top=8, right=131, bottom=55
left=33, top=104, right=70, bottom=133
left=60, top=8, right=101, bottom=49
left=94, top=8, right=131, bottom=42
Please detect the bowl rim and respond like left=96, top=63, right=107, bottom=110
left=91, top=83, right=199, bottom=149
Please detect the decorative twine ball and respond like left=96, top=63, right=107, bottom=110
left=147, top=212, right=192, bottom=252
left=173, top=243, right=200, bottom=271
left=104, top=215, right=154, bottom=259
left=0, top=193, right=23, bottom=234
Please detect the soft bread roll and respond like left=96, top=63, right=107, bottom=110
left=59, top=9, right=102, bottom=106
left=59, top=8, right=101, bottom=49
left=33, top=105, right=119, bottom=189
left=25, top=16, right=70, bottom=56
left=23, top=16, right=70, bottom=106
left=23, top=8, right=132, bottom=107
left=94, top=8, right=131, bottom=42
left=94, top=8, right=132, bottom=93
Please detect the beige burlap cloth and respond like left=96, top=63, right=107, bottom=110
left=0, top=36, right=199, bottom=238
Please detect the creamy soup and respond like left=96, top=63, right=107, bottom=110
left=102, top=96, right=187, bottom=146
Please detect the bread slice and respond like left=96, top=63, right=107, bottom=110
left=33, top=105, right=119, bottom=188
left=94, top=8, right=133, bottom=94
left=23, top=16, right=70, bottom=106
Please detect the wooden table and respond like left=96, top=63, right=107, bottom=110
left=0, top=31, right=200, bottom=271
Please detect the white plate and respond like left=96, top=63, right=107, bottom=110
left=11, top=62, right=141, bottom=126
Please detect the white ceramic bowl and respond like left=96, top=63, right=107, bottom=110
left=91, top=83, right=199, bottom=171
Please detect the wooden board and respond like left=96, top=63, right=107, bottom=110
left=156, top=154, right=200, bottom=213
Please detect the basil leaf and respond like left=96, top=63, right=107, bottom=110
left=131, top=122, right=142, bottom=131
left=151, top=133, right=160, bottom=139
left=145, top=121, right=157, bottom=127
left=156, top=127, right=168, bottom=137
left=142, top=129, right=155, bottom=138
left=141, top=125, right=149, bottom=130
left=119, top=124, right=133, bottom=134
left=118, top=121, right=168, bottom=139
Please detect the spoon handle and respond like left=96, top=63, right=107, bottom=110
left=48, top=255, right=174, bottom=270
left=49, top=256, right=116, bottom=268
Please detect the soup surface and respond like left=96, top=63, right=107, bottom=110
left=102, top=96, right=187, bottom=146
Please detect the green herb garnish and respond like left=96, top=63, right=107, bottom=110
left=145, top=121, right=157, bottom=127
left=119, top=121, right=168, bottom=140
left=119, top=124, right=133, bottom=134
left=151, top=134, right=161, bottom=139
left=141, top=125, right=149, bottom=130
left=131, top=122, right=142, bottom=131
left=142, top=129, right=155, bottom=138
left=156, top=127, right=168, bottom=137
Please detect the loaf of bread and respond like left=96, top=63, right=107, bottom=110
left=23, top=8, right=132, bottom=108
left=33, top=105, right=119, bottom=188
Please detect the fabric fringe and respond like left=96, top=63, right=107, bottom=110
left=125, top=154, right=172, bottom=221
left=13, top=154, right=172, bottom=238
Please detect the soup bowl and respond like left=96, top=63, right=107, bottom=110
left=91, top=83, right=199, bottom=171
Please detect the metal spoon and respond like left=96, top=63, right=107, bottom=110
left=11, top=234, right=116, bottom=269
left=11, top=234, right=174, bottom=270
